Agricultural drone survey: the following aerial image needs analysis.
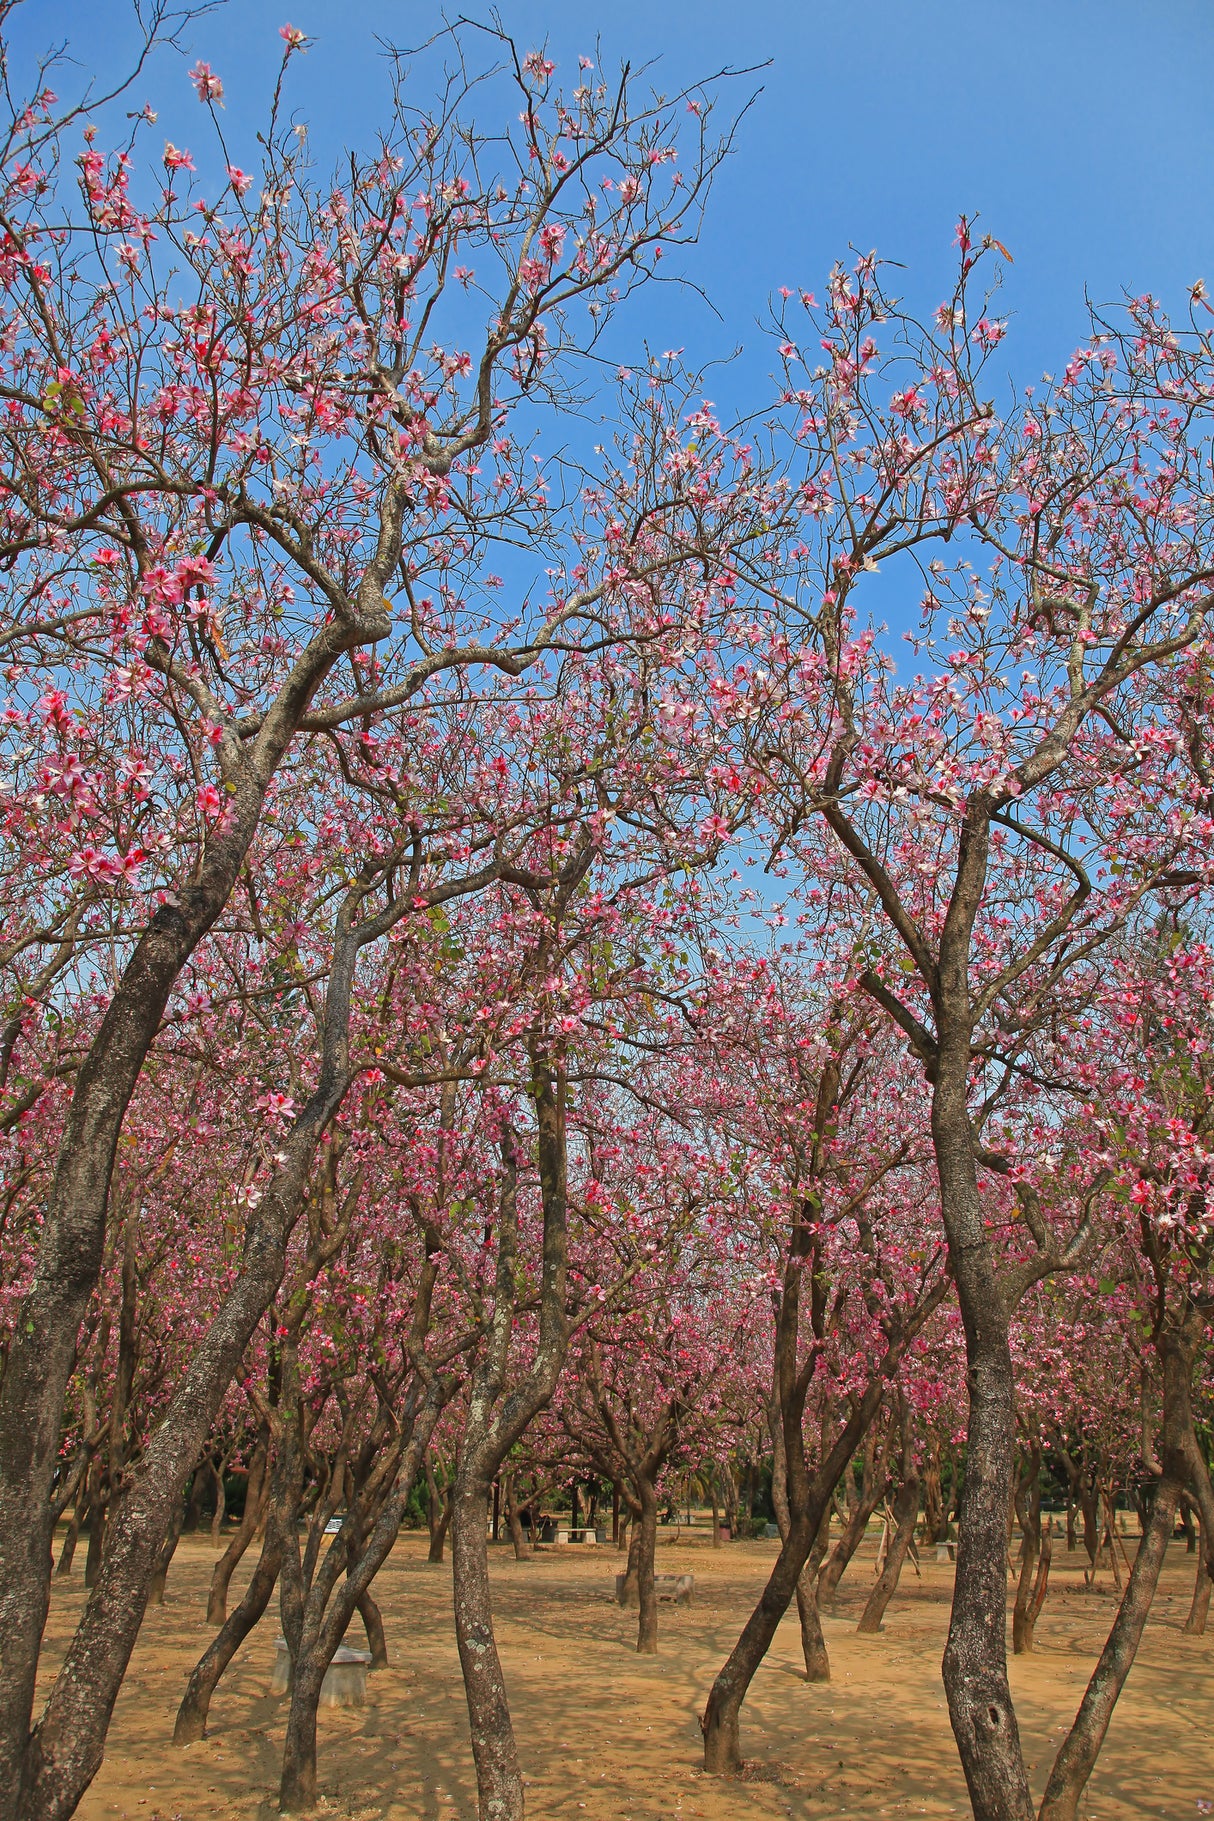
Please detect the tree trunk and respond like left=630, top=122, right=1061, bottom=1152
left=148, top=1493, right=187, bottom=1607
left=1184, top=1544, right=1212, bottom=1636
left=9, top=1103, right=347, bottom=1821
left=53, top=1528, right=77, bottom=1582
left=923, top=1453, right=944, bottom=1548
left=723, top=1464, right=739, bottom=1541
left=208, top=1510, right=256, bottom=1623
left=452, top=1479, right=524, bottom=1821
left=443, top=1064, right=570, bottom=1821
left=702, top=1511, right=816, bottom=1772
left=819, top=1416, right=895, bottom=1609
left=173, top=1534, right=282, bottom=1745
left=1011, top=1444, right=1051, bottom=1655
left=208, top=1438, right=268, bottom=1623
left=771, top=1423, right=830, bottom=1682
left=793, top=1540, right=831, bottom=1680
left=1038, top=1475, right=1179, bottom=1821
left=357, top=1588, right=387, bottom=1668
left=209, top=1457, right=228, bottom=1548
left=278, top=1649, right=326, bottom=1815
left=275, top=1384, right=442, bottom=1811
left=702, top=1386, right=894, bottom=1771
left=82, top=1499, right=106, bottom=1592
left=818, top=1474, right=884, bottom=1607
left=426, top=1460, right=453, bottom=1565
left=503, top=1476, right=530, bottom=1562
left=182, top=1463, right=210, bottom=1534
left=702, top=1259, right=942, bottom=1779
left=859, top=1474, right=920, bottom=1635
left=54, top=1503, right=82, bottom=1581
left=1039, top=1299, right=1200, bottom=1821
left=635, top=1480, right=659, bottom=1655
left=932, top=1043, right=1034, bottom=1821
left=1013, top=1519, right=1051, bottom=1655
left=0, top=609, right=386, bottom=1821
left=1080, top=1477, right=1100, bottom=1583
left=1181, top=1446, right=1214, bottom=1640
left=618, top=1513, right=642, bottom=1606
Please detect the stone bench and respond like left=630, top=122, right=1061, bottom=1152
left=614, top=1571, right=694, bottom=1607
left=556, top=1525, right=606, bottom=1544
left=272, top=1638, right=373, bottom=1707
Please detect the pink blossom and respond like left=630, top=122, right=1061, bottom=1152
left=189, top=61, right=224, bottom=104
left=69, top=847, right=120, bottom=882
left=256, top=1090, right=296, bottom=1121
left=971, top=317, right=1006, bottom=349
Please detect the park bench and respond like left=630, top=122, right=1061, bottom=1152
left=272, top=1638, right=373, bottom=1707
left=614, top=1571, right=694, bottom=1606
left=556, top=1524, right=606, bottom=1544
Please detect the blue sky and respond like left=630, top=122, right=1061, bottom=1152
left=12, top=0, right=1213, bottom=409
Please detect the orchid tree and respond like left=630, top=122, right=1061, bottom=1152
left=560, top=1111, right=762, bottom=1653
left=1029, top=930, right=1214, bottom=1820
left=744, top=238, right=1214, bottom=1819
left=0, top=20, right=776, bottom=1816
left=683, top=945, right=950, bottom=1762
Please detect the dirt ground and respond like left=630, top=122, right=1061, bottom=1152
left=40, top=1525, right=1213, bottom=1821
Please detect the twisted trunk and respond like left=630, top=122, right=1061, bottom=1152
left=1011, top=1446, right=1051, bottom=1655
left=0, top=606, right=381, bottom=1821
left=357, top=1588, right=387, bottom=1668
left=173, top=1531, right=282, bottom=1745
left=503, top=1475, right=530, bottom=1562
left=1181, top=1420, right=1214, bottom=1638
left=208, top=1435, right=268, bottom=1624
left=147, top=1493, right=187, bottom=1607
left=792, top=1530, right=831, bottom=1680
left=769, top=1403, right=829, bottom=1681
left=426, top=1457, right=453, bottom=1564
left=818, top=1418, right=892, bottom=1608
left=859, top=1469, right=921, bottom=1635
left=1039, top=1302, right=1199, bottom=1821
left=278, top=1346, right=447, bottom=1810
left=701, top=1365, right=907, bottom=1772
left=1184, top=1542, right=1211, bottom=1636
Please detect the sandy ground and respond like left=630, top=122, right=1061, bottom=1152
left=38, top=1525, right=1214, bottom=1821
